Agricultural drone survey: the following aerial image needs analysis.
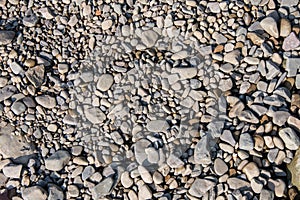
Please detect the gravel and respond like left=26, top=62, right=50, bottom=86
left=0, top=0, right=299, bottom=199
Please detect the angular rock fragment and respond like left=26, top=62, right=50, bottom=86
left=91, top=177, right=114, bottom=199
left=35, top=95, right=56, bottom=109
left=22, top=186, right=48, bottom=200
left=189, top=178, right=216, bottom=198
left=260, top=17, right=279, bottom=38
left=283, top=32, right=300, bottom=51
left=25, top=65, right=45, bottom=88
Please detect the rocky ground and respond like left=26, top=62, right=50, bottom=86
left=0, top=0, right=300, bottom=199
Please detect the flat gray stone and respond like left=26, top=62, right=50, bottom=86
left=23, top=9, right=38, bottom=27
left=22, top=186, right=47, bottom=200
left=189, top=178, right=216, bottom=198
left=140, top=30, right=158, bottom=47
left=0, top=85, right=17, bottom=102
left=286, top=57, right=300, bottom=77
left=227, top=177, right=250, bottom=190
left=239, top=133, right=254, bottom=151
left=84, top=107, right=106, bottom=124
left=0, top=31, right=15, bottom=45
left=214, top=158, right=228, bottom=176
left=11, top=101, right=26, bottom=115
left=2, top=164, right=22, bottom=179
left=91, top=177, right=114, bottom=199
left=48, top=184, right=64, bottom=200
left=45, top=150, right=71, bottom=171
left=146, top=120, right=169, bottom=133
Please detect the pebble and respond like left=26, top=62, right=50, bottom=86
left=171, top=67, right=197, bottom=80
left=39, top=7, right=55, bottom=19
left=280, top=18, right=291, bottom=37
left=189, top=178, right=216, bottom=198
left=279, top=127, right=300, bottom=150
left=282, top=32, right=300, bottom=51
left=138, top=184, right=152, bottom=200
left=224, top=50, right=240, bottom=65
left=271, top=111, right=290, bottom=126
left=138, top=165, right=153, bottom=183
left=259, top=189, right=274, bottom=200
left=0, top=31, right=15, bottom=45
left=35, top=95, right=56, bottom=109
left=25, top=65, right=45, bottom=88
left=48, top=184, right=64, bottom=200
left=167, top=154, right=184, bottom=168
left=286, top=57, right=300, bottom=77
left=23, top=9, right=38, bottom=27
left=251, top=178, right=263, bottom=193
left=102, top=19, right=113, bottom=30
left=214, top=158, right=228, bottom=176
left=146, top=120, right=169, bottom=133
left=11, top=101, right=26, bottom=115
left=260, top=17, right=279, bottom=38
left=84, top=107, right=106, bottom=124
left=91, top=177, right=114, bottom=199
left=239, top=133, right=254, bottom=151
left=207, top=2, right=221, bottom=13
left=242, top=162, right=260, bottom=180
left=96, top=74, right=114, bottom=92
left=2, top=164, right=22, bottom=179
left=22, top=186, right=48, bottom=200
left=45, top=150, right=71, bottom=171
left=67, top=185, right=79, bottom=197
left=227, top=177, right=250, bottom=190
left=287, top=116, right=300, bottom=132
left=141, top=30, right=159, bottom=47
left=121, top=171, right=133, bottom=188
left=0, top=126, right=34, bottom=159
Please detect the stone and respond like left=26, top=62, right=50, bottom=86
left=239, top=133, right=254, bottom=151
left=250, top=0, right=261, bottom=5
left=82, top=166, right=95, bottom=181
left=224, top=50, right=240, bottom=65
left=45, top=150, right=71, bottom=171
left=84, top=107, right=106, bottom=124
left=35, top=95, right=56, bottom=109
left=0, top=0, right=6, bottom=6
left=58, top=64, right=69, bottom=74
left=67, top=185, right=79, bottom=197
left=23, top=9, right=38, bottom=27
left=189, top=178, right=216, bottom=198
left=134, top=139, right=151, bottom=165
left=82, top=4, right=91, bottom=16
left=10, top=62, right=24, bottom=75
left=281, top=0, right=299, bottom=7
left=0, top=31, right=15, bottom=45
left=287, top=116, right=300, bottom=132
left=238, top=110, right=259, bottom=124
left=11, top=101, right=26, bottom=115
left=227, top=177, right=250, bottom=190
left=286, top=57, right=300, bottom=77
left=138, top=184, right=152, bottom=200
left=280, top=18, right=291, bottom=37
left=171, top=67, right=197, bottom=80
left=167, top=154, right=184, bottom=168
left=207, top=2, right=220, bottom=13
left=194, top=135, right=214, bottom=165
left=279, top=128, right=300, bottom=150
left=260, top=17, right=279, bottom=38
left=91, top=177, right=114, bottom=199
left=282, top=32, right=300, bottom=51
left=48, top=184, right=64, bottom=200
left=287, top=148, right=300, bottom=190
left=25, top=65, right=45, bottom=88
left=220, top=130, right=236, bottom=146
left=219, top=78, right=233, bottom=91
left=68, top=15, right=78, bottom=26
left=97, top=74, right=114, bottom=92
left=251, top=178, right=263, bottom=193
left=2, top=164, right=22, bottom=179
left=0, top=77, right=7, bottom=88
left=146, top=120, right=169, bottom=133
left=22, top=186, right=48, bottom=200
left=121, top=171, right=133, bottom=188
left=138, top=165, right=153, bottom=183
left=171, top=51, right=188, bottom=60
left=274, top=179, right=286, bottom=197
left=102, top=19, right=113, bottom=30
left=242, top=162, right=260, bottom=180
left=0, top=125, right=34, bottom=159
left=271, top=111, right=290, bottom=126
left=259, top=189, right=274, bottom=200
left=214, top=158, right=228, bottom=176
left=39, top=7, right=55, bottom=19
left=140, top=30, right=158, bottom=47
